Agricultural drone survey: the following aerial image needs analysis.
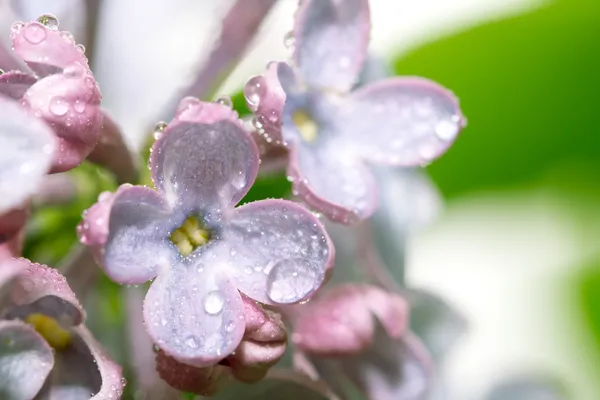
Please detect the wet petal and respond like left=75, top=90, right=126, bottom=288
left=289, top=144, right=377, bottom=224
left=293, top=284, right=408, bottom=356
left=0, top=70, right=36, bottom=100
left=225, top=199, right=334, bottom=305
left=293, top=0, right=370, bottom=92
left=228, top=297, right=287, bottom=383
left=144, top=258, right=246, bottom=367
left=210, top=368, right=338, bottom=400
left=7, top=258, right=84, bottom=326
left=244, top=62, right=300, bottom=143
left=156, top=349, right=230, bottom=395
left=150, top=100, right=259, bottom=210
left=341, top=77, right=465, bottom=166
left=21, top=63, right=102, bottom=173
left=11, top=20, right=89, bottom=77
left=35, top=325, right=125, bottom=400
left=0, top=320, right=54, bottom=400
left=0, top=95, right=56, bottom=214
left=98, top=185, right=175, bottom=284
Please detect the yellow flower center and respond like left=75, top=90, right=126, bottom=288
left=292, top=110, right=318, bottom=143
left=170, top=216, right=211, bottom=256
left=25, top=313, right=71, bottom=350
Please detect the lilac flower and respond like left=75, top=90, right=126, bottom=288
left=290, top=284, right=433, bottom=400
left=78, top=98, right=334, bottom=368
left=1, top=15, right=102, bottom=173
left=245, top=0, right=465, bottom=224
left=155, top=296, right=287, bottom=395
left=0, top=257, right=124, bottom=399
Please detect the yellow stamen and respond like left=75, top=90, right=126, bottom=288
left=292, top=110, right=318, bottom=143
left=170, top=216, right=211, bottom=255
left=25, top=313, right=71, bottom=350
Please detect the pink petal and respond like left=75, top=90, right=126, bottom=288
left=0, top=70, right=37, bottom=99
left=80, top=185, right=173, bottom=285
left=292, top=284, right=408, bottom=356
left=21, top=62, right=102, bottom=173
left=9, top=258, right=85, bottom=326
left=0, top=257, right=25, bottom=298
left=150, top=100, right=259, bottom=211
left=225, top=199, right=334, bottom=305
left=0, top=320, right=54, bottom=399
left=227, top=297, right=287, bottom=383
left=341, top=77, right=466, bottom=166
left=143, top=262, right=246, bottom=368
left=155, top=348, right=230, bottom=395
left=294, top=0, right=370, bottom=93
left=11, top=21, right=89, bottom=77
left=288, top=143, right=378, bottom=224
left=0, top=95, right=56, bottom=214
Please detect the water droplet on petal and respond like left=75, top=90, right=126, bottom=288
left=185, top=335, right=199, bottom=348
left=214, top=95, right=232, bottom=108
left=11, top=21, right=25, bottom=35
left=74, top=100, right=86, bottom=113
left=283, top=31, right=295, bottom=49
left=64, top=63, right=85, bottom=78
left=49, top=96, right=69, bottom=116
left=225, top=321, right=235, bottom=332
left=203, top=290, right=224, bottom=315
left=24, top=23, right=46, bottom=45
left=435, top=118, right=460, bottom=141
left=76, top=43, right=86, bottom=53
left=266, top=258, right=320, bottom=304
left=0, top=69, right=4, bottom=75
left=36, top=14, right=59, bottom=30
left=153, top=121, right=167, bottom=139
left=60, top=31, right=74, bottom=43
left=244, top=75, right=266, bottom=111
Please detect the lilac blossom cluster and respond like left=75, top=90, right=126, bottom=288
left=0, top=0, right=476, bottom=399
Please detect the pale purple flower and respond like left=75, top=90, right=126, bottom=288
left=78, top=98, right=334, bottom=368
left=1, top=15, right=102, bottom=173
left=290, top=284, right=432, bottom=400
left=0, top=257, right=124, bottom=399
left=245, top=0, right=465, bottom=224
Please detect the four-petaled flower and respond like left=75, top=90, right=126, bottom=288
left=245, top=0, right=465, bottom=224
left=78, top=98, right=334, bottom=367
left=0, top=258, right=123, bottom=399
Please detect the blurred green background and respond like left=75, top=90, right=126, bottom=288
left=22, top=0, right=600, bottom=398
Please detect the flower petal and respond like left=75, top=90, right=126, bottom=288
left=0, top=320, right=54, bottom=400
left=210, top=368, right=338, bottom=400
left=0, top=95, right=56, bottom=214
left=35, top=325, right=124, bottom=399
left=293, top=0, right=370, bottom=92
left=341, top=77, right=465, bottom=166
left=98, top=185, right=175, bottom=284
left=150, top=101, right=259, bottom=210
left=289, top=143, right=377, bottom=224
left=144, top=258, right=246, bottom=367
left=21, top=62, right=102, bottom=173
left=11, top=21, right=89, bottom=77
left=0, top=257, right=24, bottom=306
left=293, top=284, right=408, bottom=356
left=244, top=62, right=299, bottom=143
left=225, top=199, right=334, bottom=305
left=0, top=70, right=36, bottom=100
left=7, top=258, right=84, bottom=326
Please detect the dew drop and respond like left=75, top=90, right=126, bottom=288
left=203, top=290, right=224, bottom=315
left=64, top=63, right=84, bottom=78
left=74, top=100, right=86, bottom=113
left=49, top=96, right=69, bottom=116
left=60, top=31, right=74, bottom=43
left=152, top=344, right=160, bottom=353
left=36, top=14, right=59, bottom=30
left=244, top=75, right=266, bottom=111
left=24, top=23, right=46, bottom=45
left=11, top=21, right=25, bottom=35
left=76, top=44, right=86, bottom=53
left=153, top=121, right=167, bottom=139
left=185, top=335, right=199, bottom=348
left=225, top=321, right=235, bottom=332
left=435, top=118, right=460, bottom=141
left=283, top=31, right=295, bottom=49
left=214, top=95, right=232, bottom=108
left=266, top=258, right=320, bottom=303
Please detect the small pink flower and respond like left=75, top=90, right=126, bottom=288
left=291, top=284, right=433, bottom=400
left=245, top=0, right=465, bottom=224
left=78, top=99, right=334, bottom=368
left=1, top=15, right=102, bottom=173
left=0, top=257, right=124, bottom=399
